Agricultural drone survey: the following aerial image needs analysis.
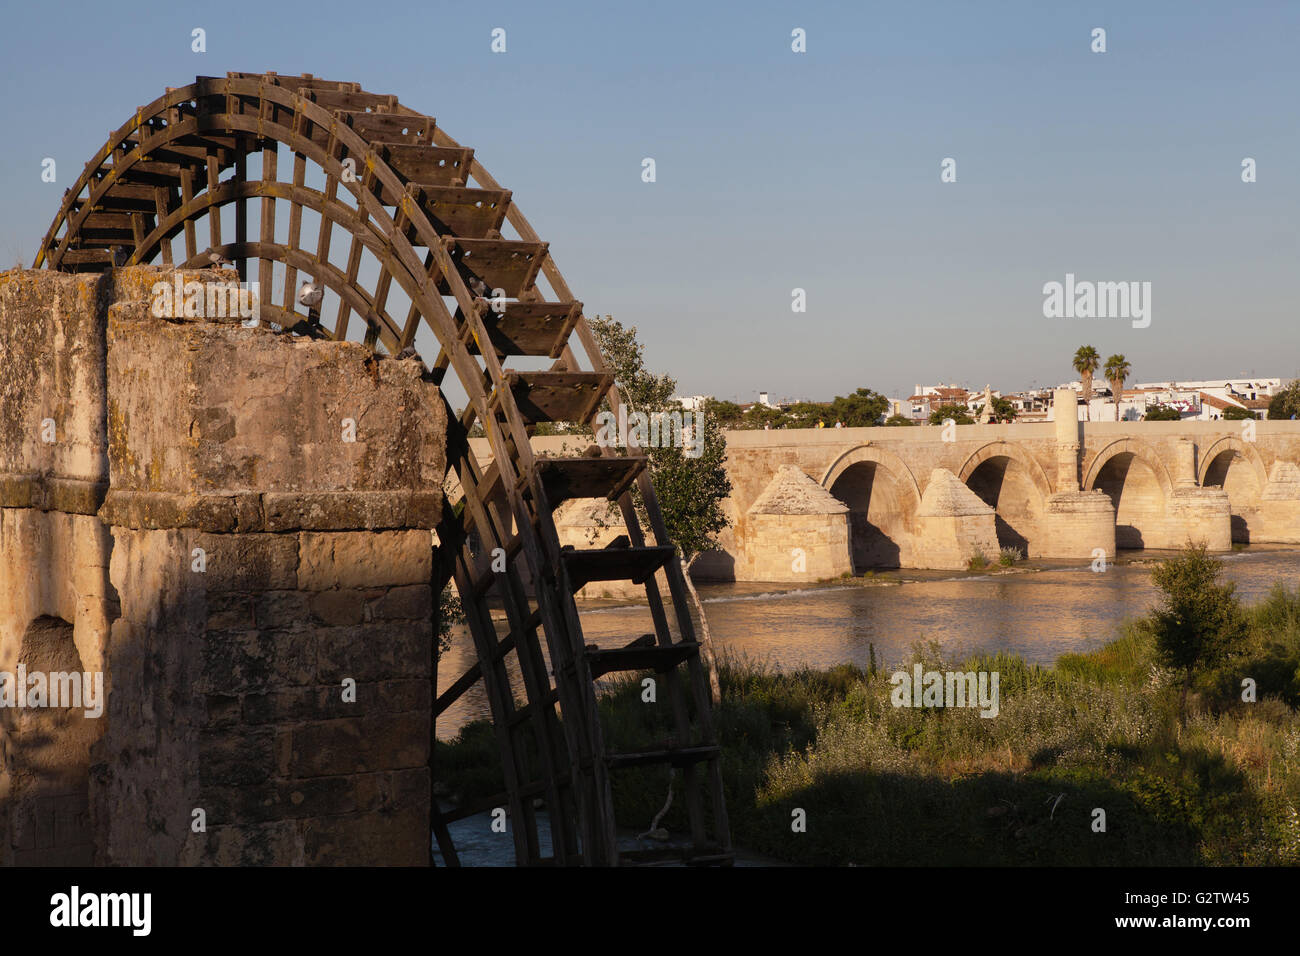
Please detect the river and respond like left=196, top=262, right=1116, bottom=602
left=434, top=546, right=1300, bottom=739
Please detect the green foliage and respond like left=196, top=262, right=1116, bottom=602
left=701, top=398, right=744, bottom=428
left=781, top=401, right=833, bottom=429
left=587, top=316, right=731, bottom=560
left=741, top=403, right=785, bottom=429
left=1148, top=543, right=1249, bottom=722
left=828, top=387, right=889, bottom=426
left=1073, top=344, right=1100, bottom=399
left=1222, top=404, right=1258, bottom=420
left=883, top=413, right=915, bottom=426
left=1143, top=404, right=1182, bottom=421
left=967, top=550, right=989, bottom=571
left=998, top=546, right=1022, bottom=566
left=648, top=409, right=732, bottom=559
left=1268, top=380, right=1300, bottom=420
left=587, top=315, right=675, bottom=410
left=436, top=584, right=463, bottom=659
left=929, top=402, right=974, bottom=425
left=440, top=588, right=1300, bottom=866
left=1104, top=353, right=1131, bottom=403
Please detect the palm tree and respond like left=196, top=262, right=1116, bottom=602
left=1073, top=345, right=1100, bottom=401
left=1104, top=354, right=1131, bottom=420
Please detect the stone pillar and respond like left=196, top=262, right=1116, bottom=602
left=737, top=465, right=852, bottom=581
left=1175, top=439, right=1197, bottom=488
left=1258, top=462, right=1300, bottom=543
left=1, top=268, right=447, bottom=866
left=1160, top=442, right=1231, bottom=551
left=913, top=469, right=999, bottom=570
left=1052, top=388, right=1080, bottom=492
left=1040, top=388, right=1117, bottom=560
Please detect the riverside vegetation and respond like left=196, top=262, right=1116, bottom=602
left=437, top=545, right=1300, bottom=865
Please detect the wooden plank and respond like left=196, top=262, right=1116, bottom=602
left=467, top=301, right=579, bottom=357
left=499, top=370, right=610, bottom=425
left=561, top=545, right=675, bottom=592
left=380, top=144, right=473, bottom=187
left=415, top=185, right=510, bottom=238
left=443, top=238, right=547, bottom=299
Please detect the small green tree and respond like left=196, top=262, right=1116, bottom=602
left=1143, top=404, right=1182, bottom=421
left=742, top=403, right=786, bottom=429
left=1148, top=543, right=1248, bottom=724
left=884, top=413, right=916, bottom=426
left=829, top=387, right=889, bottom=426
left=782, top=401, right=832, bottom=429
left=701, top=398, right=744, bottom=428
left=1222, top=405, right=1258, bottom=421
left=436, top=584, right=464, bottom=659
left=929, top=403, right=974, bottom=425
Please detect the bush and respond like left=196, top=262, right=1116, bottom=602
left=998, top=546, right=1022, bottom=566
left=967, top=550, right=989, bottom=571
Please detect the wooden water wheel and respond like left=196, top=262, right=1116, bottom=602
left=36, top=72, right=731, bottom=866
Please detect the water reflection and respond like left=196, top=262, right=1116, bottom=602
left=435, top=548, right=1300, bottom=738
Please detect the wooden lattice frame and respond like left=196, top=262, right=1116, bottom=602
left=37, top=72, right=731, bottom=867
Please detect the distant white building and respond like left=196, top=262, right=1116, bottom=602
left=674, top=394, right=712, bottom=411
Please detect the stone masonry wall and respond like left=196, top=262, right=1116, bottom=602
left=0, top=267, right=445, bottom=865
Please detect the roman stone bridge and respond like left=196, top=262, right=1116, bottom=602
left=477, top=389, right=1300, bottom=584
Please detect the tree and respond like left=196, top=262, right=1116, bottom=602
left=588, top=316, right=731, bottom=701
left=1144, top=403, right=1182, bottom=421
left=782, top=401, right=831, bottom=429
left=702, top=398, right=744, bottom=428
left=1222, top=404, right=1258, bottom=421
left=1267, top=380, right=1300, bottom=420
left=1104, top=354, right=1131, bottom=415
left=929, top=403, right=974, bottom=425
left=977, top=396, right=1019, bottom=422
left=436, top=585, right=464, bottom=659
left=1073, top=345, right=1100, bottom=403
left=884, top=413, right=916, bottom=426
left=829, top=387, right=889, bottom=426
left=1148, top=543, right=1248, bottom=725
left=742, top=403, right=785, bottom=429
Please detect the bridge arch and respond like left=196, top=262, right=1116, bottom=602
left=1082, top=438, right=1174, bottom=549
left=1198, top=436, right=1268, bottom=542
left=821, top=444, right=922, bottom=569
left=956, top=441, right=1053, bottom=557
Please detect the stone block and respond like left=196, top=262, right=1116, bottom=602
left=298, top=530, right=431, bottom=590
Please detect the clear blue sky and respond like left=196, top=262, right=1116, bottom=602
left=2, top=0, right=1296, bottom=403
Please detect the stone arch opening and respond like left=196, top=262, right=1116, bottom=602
left=1, top=616, right=96, bottom=865
left=1089, top=453, right=1167, bottom=550
left=963, top=456, right=1045, bottom=557
left=826, top=459, right=917, bottom=570
left=1201, top=442, right=1265, bottom=543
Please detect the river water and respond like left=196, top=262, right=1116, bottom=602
left=434, top=547, right=1300, bottom=739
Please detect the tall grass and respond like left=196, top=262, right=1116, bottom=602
left=437, top=584, right=1300, bottom=865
